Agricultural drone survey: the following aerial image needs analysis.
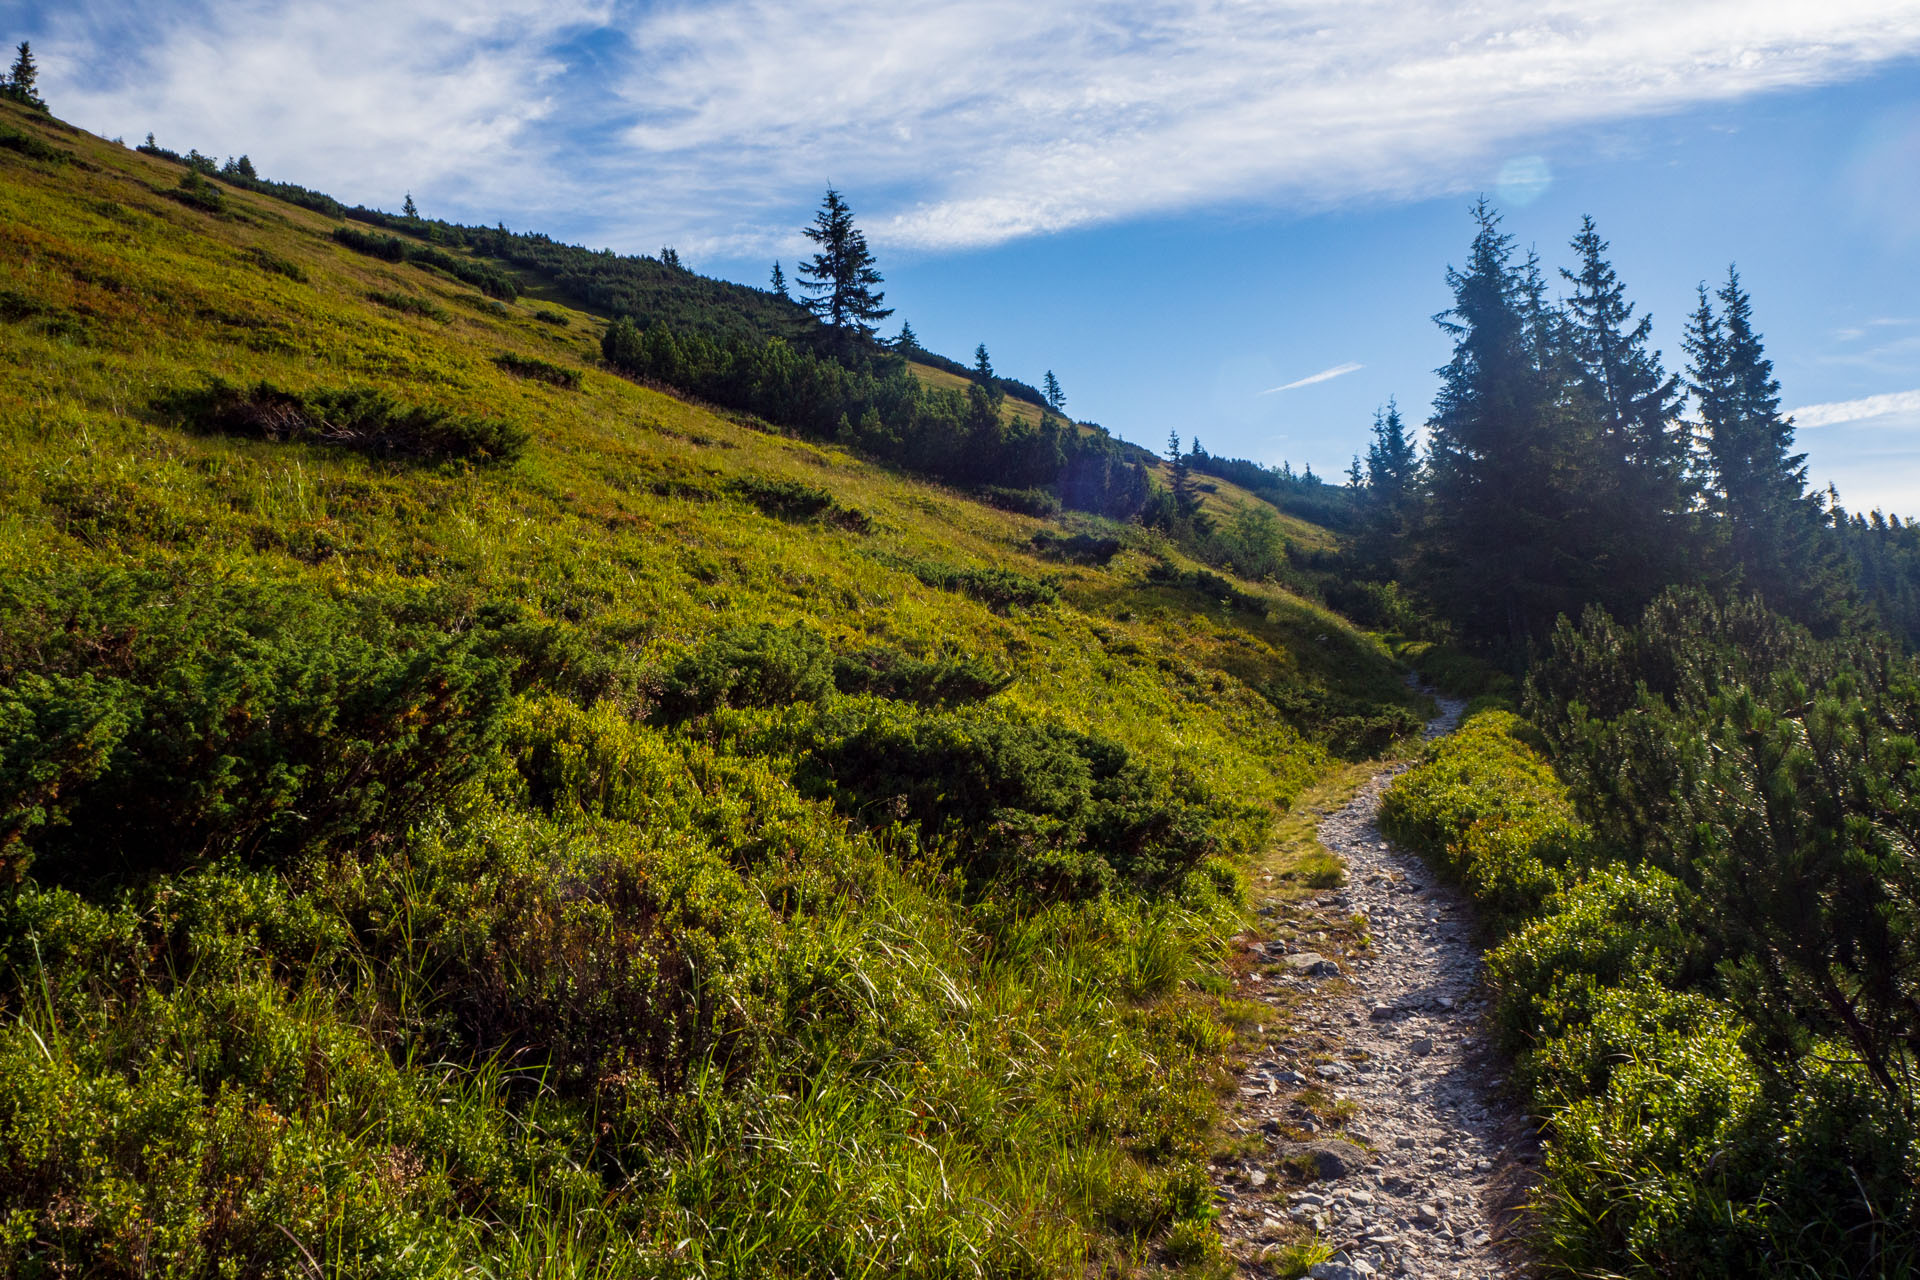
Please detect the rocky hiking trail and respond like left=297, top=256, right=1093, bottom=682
left=1214, top=694, right=1538, bottom=1279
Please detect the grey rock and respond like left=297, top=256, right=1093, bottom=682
left=1280, top=1139, right=1368, bottom=1181
left=1410, top=1036, right=1435, bottom=1056
left=1308, top=1264, right=1360, bottom=1280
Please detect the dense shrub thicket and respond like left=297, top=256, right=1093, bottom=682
left=1382, top=590, right=1920, bottom=1276
left=1838, top=505, right=1920, bottom=650
left=0, top=568, right=1288, bottom=1276
left=0, top=571, right=521, bottom=885
left=601, top=317, right=1155, bottom=517
left=331, top=225, right=520, bottom=301
left=0, top=123, right=68, bottom=163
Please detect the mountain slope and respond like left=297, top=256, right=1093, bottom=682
left=0, top=99, right=1417, bottom=1278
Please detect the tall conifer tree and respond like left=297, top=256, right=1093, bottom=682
left=1416, top=201, right=1598, bottom=656
left=1686, top=267, right=1849, bottom=626
left=3, top=41, right=42, bottom=108
left=1562, top=216, right=1693, bottom=606
left=797, top=188, right=891, bottom=341
left=1166, top=431, right=1200, bottom=517
left=1365, top=398, right=1417, bottom=503
left=972, top=344, right=994, bottom=381
left=1356, top=399, right=1419, bottom=575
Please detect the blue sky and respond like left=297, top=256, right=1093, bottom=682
left=17, top=1, right=1920, bottom=512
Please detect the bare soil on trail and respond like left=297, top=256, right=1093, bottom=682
left=1214, top=696, right=1539, bottom=1279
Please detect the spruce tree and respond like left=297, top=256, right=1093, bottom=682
left=1043, top=370, right=1064, bottom=412
left=1686, top=267, right=1849, bottom=626
left=1355, top=400, right=1419, bottom=576
left=769, top=261, right=788, bottom=298
left=1416, top=200, right=1599, bottom=657
left=973, top=344, right=994, bottom=381
left=1364, top=398, right=1416, bottom=503
left=1167, top=431, right=1199, bottom=518
left=4, top=41, right=43, bottom=109
left=660, top=246, right=682, bottom=270
left=797, top=187, right=892, bottom=341
left=893, top=320, right=917, bottom=350
left=1561, top=215, right=1693, bottom=607
left=403, top=192, right=418, bottom=218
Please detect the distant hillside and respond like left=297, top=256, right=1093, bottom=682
left=0, top=98, right=1419, bottom=1277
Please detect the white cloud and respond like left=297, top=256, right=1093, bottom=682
left=1792, top=389, right=1920, bottom=428
left=30, top=1, right=1920, bottom=255
left=1261, top=362, right=1364, bottom=394
left=40, top=0, right=610, bottom=213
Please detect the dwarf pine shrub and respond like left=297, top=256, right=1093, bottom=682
left=155, top=378, right=527, bottom=464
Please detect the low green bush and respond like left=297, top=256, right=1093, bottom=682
left=0, top=125, right=69, bottom=163
left=1377, top=709, right=1580, bottom=929
left=1485, top=864, right=1693, bottom=1055
left=799, top=702, right=1221, bottom=899
left=154, top=378, right=528, bottom=464
left=1145, top=561, right=1268, bottom=614
left=366, top=287, right=447, bottom=321
left=728, top=475, right=870, bottom=532
left=1258, top=681, right=1423, bottom=760
left=493, top=351, right=580, bottom=388
left=1031, top=529, right=1125, bottom=565
left=242, top=245, right=306, bottom=280
left=0, top=569, right=519, bottom=884
left=907, top=559, right=1059, bottom=611
left=167, top=170, right=224, bottom=213
left=831, top=645, right=1013, bottom=705
left=1386, top=692, right=1920, bottom=1276
left=1536, top=982, right=1768, bottom=1276
left=656, top=623, right=836, bottom=720
left=978, top=485, right=1061, bottom=517
left=1398, top=639, right=1516, bottom=699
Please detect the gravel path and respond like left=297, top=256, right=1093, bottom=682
left=1213, top=694, right=1537, bottom=1279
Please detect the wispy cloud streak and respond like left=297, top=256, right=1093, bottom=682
left=1261, top=363, right=1364, bottom=394
left=26, top=1, right=1920, bottom=256
left=1794, top=389, right=1920, bottom=428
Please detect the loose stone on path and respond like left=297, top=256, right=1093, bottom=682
left=1212, top=692, right=1537, bottom=1278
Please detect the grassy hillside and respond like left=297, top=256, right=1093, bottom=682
left=0, top=99, right=1417, bottom=1278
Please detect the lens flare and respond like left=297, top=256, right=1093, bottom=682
left=1495, top=155, right=1553, bottom=206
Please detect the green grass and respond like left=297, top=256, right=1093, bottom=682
left=0, top=97, right=1422, bottom=1278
